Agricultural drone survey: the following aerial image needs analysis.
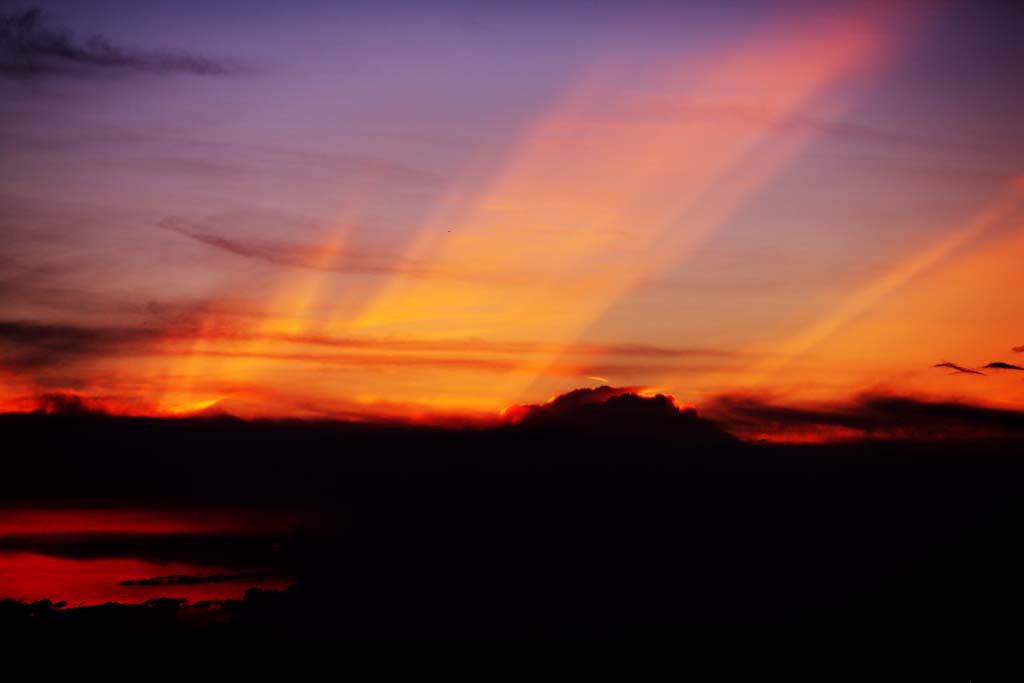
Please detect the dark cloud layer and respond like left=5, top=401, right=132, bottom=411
left=0, top=9, right=242, bottom=78
left=0, top=319, right=166, bottom=370
left=708, top=393, right=1024, bottom=441
left=121, top=573, right=259, bottom=587
left=0, top=313, right=752, bottom=377
left=36, top=391, right=103, bottom=415
left=504, top=386, right=736, bottom=443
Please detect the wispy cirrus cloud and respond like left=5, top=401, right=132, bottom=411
left=932, top=361, right=985, bottom=376
left=0, top=315, right=757, bottom=377
left=157, top=216, right=434, bottom=278
left=0, top=9, right=245, bottom=78
left=600, top=98, right=1011, bottom=156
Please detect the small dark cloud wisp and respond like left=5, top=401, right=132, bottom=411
left=933, top=361, right=985, bottom=376
left=121, top=573, right=260, bottom=587
left=984, top=362, right=1024, bottom=371
left=0, top=9, right=242, bottom=78
left=157, top=216, right=426, bottom=277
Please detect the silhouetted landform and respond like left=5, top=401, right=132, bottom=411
left=984, top=361, right=1024, bottom=371
left=3, top=391, right=1024, bottom=640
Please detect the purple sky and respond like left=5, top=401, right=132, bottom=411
left=1, top=0, right=1022, bottom=420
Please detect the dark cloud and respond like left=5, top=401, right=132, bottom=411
left=1013, top=346, right=1024, bottom=353
left=0, top=319, right=151, bottom=347
left=0, top=532, right=295, bottom=569
left=707, top=393, right=1024, bottom=441
left=933, top=361, right=985, bottom=375
left=189, top=600, right=224, bottom=609
left=504, top=385, right=737, bottom=443
left=121, top=573, right=260, bottom=587
left=0, top=314, right=756, bottom=377
left=984, top=362, right=1024, bottom=371
left=36, top=391, right=105, bottom=415
left=0, top=9, right=243, bottom=78
left=0, top=319, right=165, bottom=369
left=508, top=385, right=637, bottom=418
left=158, top=216, right=429, bottom=277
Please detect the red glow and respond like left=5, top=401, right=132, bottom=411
left=0, top=508, right=300, bottom=606
left=0, top=508, right=301, bottom=537
left=0, top=552, right=292, bottom=606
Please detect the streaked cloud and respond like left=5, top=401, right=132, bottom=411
left=157, top=216, right=432, bottom=278
left=706, top=393, right=1024, bottom=442
left=933, top=361, right=985, bottom=376
left=0, top=9, right=244, bottom=78
left=120, top=573, right=261, bottom=587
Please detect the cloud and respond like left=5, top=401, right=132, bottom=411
left=706, top=393, right=1024, bottom=442
left=258, top=332, right=752, bottom=361
left=783, top=114, right=1002, bottom=155
left=1014, top=346, right=1024, bottom=353
left=36, top=390, right=106, bottom=415
left=984, top=362, right=1024, bottom=371
left=621, top=99, right=1000, bottom=155
left=0, top=314, right=758, bottom=378
left=0, top=319, right=166, bottom=369
left=933, top=361, right=985, bottom=375
left=182, top=142, right=447, bottom=190
left=0, top=9, right=243, bottom=78
left=158, top=216, right=429, bottom=277
left=121, top=573, right=260, bottom=587
left=502, top=385, right=737, bottom=442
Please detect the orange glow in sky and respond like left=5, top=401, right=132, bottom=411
left=1, top=1, right=1021, bottom=431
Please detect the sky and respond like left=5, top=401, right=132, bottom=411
left=1, top=0, right=1022, bottom=426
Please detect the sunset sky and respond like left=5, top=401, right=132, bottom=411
left=2, top=0, right=1022, bottom=426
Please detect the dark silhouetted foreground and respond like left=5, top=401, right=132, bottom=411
left=3, top=408, right=1024, bottom=642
